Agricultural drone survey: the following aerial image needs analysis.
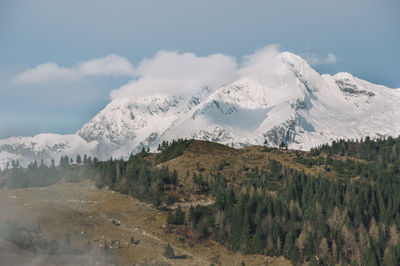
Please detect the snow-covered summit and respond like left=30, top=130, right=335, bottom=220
left=1, top=51, right=399, bottom=168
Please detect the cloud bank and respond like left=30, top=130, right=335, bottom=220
left=110, top=51, right=238, bottom=98
left=14, top=54, right=135, bottom=84
left=14, top=45, right=337, bottom=99
left=110, top=45, right=288, bottom=99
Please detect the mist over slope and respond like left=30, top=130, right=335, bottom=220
left=1, top=48, right=399, bottom=168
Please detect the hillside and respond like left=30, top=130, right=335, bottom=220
left=2, top=137, right=400, bottom=265
left=160, top=141, right=341, bottom=185
left=0, top=180, right=287, bottom=266
left=0, top=140, right=300, bottom=265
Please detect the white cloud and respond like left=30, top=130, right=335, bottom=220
left=14, top=45, right=335, bottom=99
left=78, top=54, right=135, bottom=77
left=14, top=54, right=135, bottom=84
left=302, top=52, right=337, bottom=66
left=14, top=63, right=77, bottom=84
left=238, top=44, right=288, bottom=80
left=110, top=45, right=293, bottom=99
left=110, top=50, right=238, bottom=99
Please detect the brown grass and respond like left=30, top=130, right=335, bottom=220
left=160, top=141, right=342, bottom=188
left=0, top=180, right=291, bottom=265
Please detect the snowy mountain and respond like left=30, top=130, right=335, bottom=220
left=1, top=52, right=400, bottom=168
left=0, top=134, right=98, bottom=169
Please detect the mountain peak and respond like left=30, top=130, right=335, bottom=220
left=1, top=51, right=400, bottom=168
left=334, top=72, right=354, bottom=79
left=279, top=51, right=308, bottom=65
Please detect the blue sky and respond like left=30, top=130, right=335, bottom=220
left=1, top=0, right=399, bottom=138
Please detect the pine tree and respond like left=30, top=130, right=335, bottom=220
left=175, top=205, right=185, bottom=225
left=171, top=169, right=178, bottom=187
left=163, top=243, right=175, bottom=259
left=240, top=214, right=251, bottom=253
left=76, top=155, right=82, bottom=164
left=279, top=141, right=287, bottom=149
left=167, top=211, right=175, bottom=225
left=318, top=237, right=329, bottom=260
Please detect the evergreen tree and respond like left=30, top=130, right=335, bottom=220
left=163, top=243, right=175, bottom=259
left=175, top=205, right=185, bottom=225
left=279, top=141, right=287, bottom=149
left=167, top=211, right=175, bottom=225
left=76, top=155, right=82, bottom=164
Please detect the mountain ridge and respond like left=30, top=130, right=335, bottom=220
left=1, top=51, right=399, bottom=168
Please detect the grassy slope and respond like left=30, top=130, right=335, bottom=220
left=1, top=140, right=368, bottom=266
left=160, top=140, right=346, bottom=187
left=0, top=180, right=290, bottom=265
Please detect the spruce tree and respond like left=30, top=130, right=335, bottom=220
left=175, top=205, right=185, bottom=225
left=76, top=155, right=82, bottom=164
left=163, top=243, right=175, bottom=259
left=167, top=211, right=175, bottom=225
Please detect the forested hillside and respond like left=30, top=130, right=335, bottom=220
left=2, top=137, right=400, bottom=265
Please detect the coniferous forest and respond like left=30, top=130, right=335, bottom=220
left=2, top=137, right=400, bottom=265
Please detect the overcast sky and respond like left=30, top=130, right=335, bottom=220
left=1, top=0, right=399, bottom=138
